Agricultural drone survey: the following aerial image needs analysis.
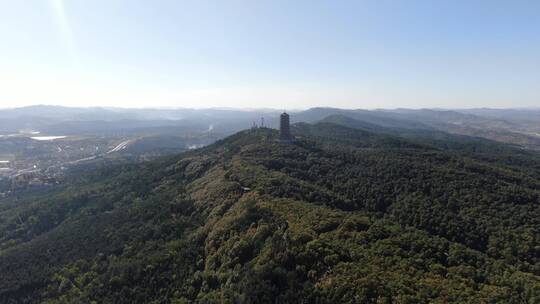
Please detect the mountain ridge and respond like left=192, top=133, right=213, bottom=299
left=0, top=124, right=539, bottom=303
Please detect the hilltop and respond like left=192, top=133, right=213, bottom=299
left=0, top=123, right=539, bottom=303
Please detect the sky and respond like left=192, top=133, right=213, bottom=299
left=0, top=0, right=539, bottom=110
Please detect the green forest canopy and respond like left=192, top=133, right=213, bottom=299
left=0, top=122, right=539, bottom=303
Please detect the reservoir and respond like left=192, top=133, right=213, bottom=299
left=30, top=136, right=67, bottom=141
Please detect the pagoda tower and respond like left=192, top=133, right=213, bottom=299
left=280, top=112, right=291, bottom=141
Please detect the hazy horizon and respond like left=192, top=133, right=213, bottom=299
left=1, top=1, right=539, bottom=109
left=2, top=3, right=540, bottom=302
left=2, top=104, right=540, bottom=112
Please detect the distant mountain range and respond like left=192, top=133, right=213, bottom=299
left=4, top=105, right=537, bottom=150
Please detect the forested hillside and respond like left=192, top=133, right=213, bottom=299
left=1, top=123, right=539, bottom=303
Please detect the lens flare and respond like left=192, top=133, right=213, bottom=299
left=50, top=0, right=79, bottom=66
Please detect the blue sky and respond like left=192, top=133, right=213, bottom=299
left=0, top=0, right=539, bottom=109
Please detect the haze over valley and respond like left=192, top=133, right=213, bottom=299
left=3, top=105, right=540, bottom=202
left=2, top=1, right=540, bottom=303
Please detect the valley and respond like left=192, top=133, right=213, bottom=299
left=0, top=118, right=539, bottom=303
left=3, top=2, right=539, bottom=302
